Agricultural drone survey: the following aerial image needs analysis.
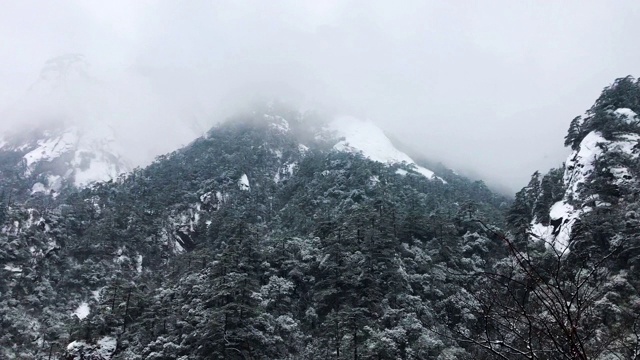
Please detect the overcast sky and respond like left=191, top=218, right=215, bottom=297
left=0, top=0, right=639, bottom=192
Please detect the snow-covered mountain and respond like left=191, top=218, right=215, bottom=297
left=531, top=126, right=639, bottom=252
left=255, top=110, right=446, bottom=184
left=520, top=77, right=640, bottom=253
left=0, top=121, right=130, bottom=194
left=0, top=55, right=133, bottom=193
left=275, top=114, right=446, bottom=185
left=327, top=116, right=442, bottom=181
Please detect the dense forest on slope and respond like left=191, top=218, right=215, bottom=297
left=2, top=77, right=640, bottom=359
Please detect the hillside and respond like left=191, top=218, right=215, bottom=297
left=3, top=77, right=640, bottom=359
left=0, top=106, right=508, bottom=359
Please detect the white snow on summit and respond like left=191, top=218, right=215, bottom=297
left=24, top=129, right=77, bottom=169
left=328, top=116, right=442, bottom=181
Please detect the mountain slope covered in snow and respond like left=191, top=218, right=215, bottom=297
left=510, top=76, right=640, bottom=254
left=328, top=116, right=441, bottom=180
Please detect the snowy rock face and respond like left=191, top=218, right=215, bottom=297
left=327, top=116, right=442, bottom=181
left=530, top=119, right=640, bottom=253
left=0, top=121, right=130, bottom=192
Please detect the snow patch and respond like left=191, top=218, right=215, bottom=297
left=3, top=264, right=22, bottom=273
left=565, top=131, right=639, bottom=196
left=74, top=302, right=90, bottom=320
left=564, top=132, right=606, bottom=196
left=329, top=116, right=442, bottom=182
left=530, top=201, right=579, bottom=253
left=97, top=336, right=117, bottom=358
left=275, top=162, right=297, bottom=183
left=31, top=182, right=47, bottom=194
left=92, top=287, right=104, bottom=302
left=611, top=167, right=633, bottom=184
left=136, top=254, right=143, bottom=273
left=31, top=175, right=63, bottom=196
left=238, top=173, right=250, bottom=191
left=614, top=108, right=638, bottom=122
left=67, top=340, right=90, bottom=351
left=73, top=154, right=120, bottom=187
left=23, top=129, right=78, bottom=170
left=395, top=169, right=408, bottom=176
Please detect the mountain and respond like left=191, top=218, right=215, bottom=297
left=0, top=55, right=133, bottom=198
left=0, top=103, right=508, bottom=359
left=510, top=76, right=640, bottom=253
left=0, top=121, right=131, bottom=195
left=501, top=76, right=640, bottom=358
left=0, top=54, right=211, bottom=200
left=3, top=76, right=640, bottom=359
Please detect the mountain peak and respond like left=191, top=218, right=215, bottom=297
left=327, top=116, right=442, bottom=181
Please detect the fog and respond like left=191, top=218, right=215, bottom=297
left=1, top=0, right=639, bottom=192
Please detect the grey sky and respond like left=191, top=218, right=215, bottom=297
left=0, top=0, right=639, bottom=192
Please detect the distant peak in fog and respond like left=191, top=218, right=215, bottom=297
left=36, top=54, right=90, bottom=85
left=0, top=55, right=205, bottom=168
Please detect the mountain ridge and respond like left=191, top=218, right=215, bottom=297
left=2, top=76, right=640, bottom=359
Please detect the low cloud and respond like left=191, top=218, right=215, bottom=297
left=0, top=0, right=639, bottom=191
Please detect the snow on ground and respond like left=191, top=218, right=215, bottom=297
left=614, top=107, right=638, bottom=122
left=532, top=129, right=640, bottom=253
left=16, top=120, right=130, bottom=188
left=67, top=340, right=90, bottom=351
left=275, top=162, right=298, bottom=183
left=3, top=264, right=22, bottom=273
left=74, top=302, right=90, bottom=320
left=73, top=153, right=121, bottom=187
left=565, top=131, right=639, bottom=196
left=92, top=287, right=105, bottom=302
left=97, top=336, right=117, bottom=358
left=31, top=175, right=63, bottom=196
left=23, top=129, right=77, bottom=170
left=564, top=132, right=605, bottom=195
left=238, top=173, right=250, bottom=191
left=328, top=116, right=442, bottom=181
left=530, top=201, right=579, bottom=253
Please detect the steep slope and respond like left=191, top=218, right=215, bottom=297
left=496, top=76, right=640, bottom=358
left=510, top=76, right=640, bottom=254
left=327, top=116, right=442, bottom=181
